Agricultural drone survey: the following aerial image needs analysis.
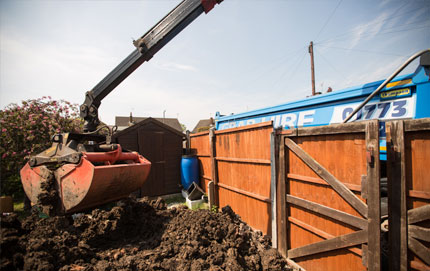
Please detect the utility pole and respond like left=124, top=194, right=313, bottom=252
left=309, top=41, right=316, bottom=96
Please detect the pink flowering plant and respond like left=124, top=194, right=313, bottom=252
left=0, top=96, right=83, bottom=198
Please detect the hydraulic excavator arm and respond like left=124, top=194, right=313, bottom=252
left=20, top=0, right=223, bottom=215
left=81, top=0, right=223, bottom=132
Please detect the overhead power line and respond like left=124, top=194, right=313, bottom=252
left=317, top=20, right=430, bottom=45
left=271, top=48, right=307, bottom=90
left=240, top=46, right=306, bottom=86
left=314, top=47, right=347, bottom=81
left=316, top=45, right=404, bottom=57
left=316, top=6, right=427, bottom=44
left=287, top=50, right=308, bottom=82
left=315, top=0, right=343, bottom=41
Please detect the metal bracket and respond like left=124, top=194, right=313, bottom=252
left=133, top=38, right=149, bottom=55
left=30, top=152, right=82, bottom=167
left=201, top=0, right=223, bottom=13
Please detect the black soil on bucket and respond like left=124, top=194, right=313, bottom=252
left=1, top=197, right=292, bottom=271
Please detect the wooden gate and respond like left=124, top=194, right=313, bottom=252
left=387, top=119, right=430, bottom=271
left=276, top=120, right=381, bottom=270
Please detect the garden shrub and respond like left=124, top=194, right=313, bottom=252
left=0, top=97, right=83, bottom=199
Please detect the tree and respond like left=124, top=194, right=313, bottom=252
left=0, top=97, right=83, bottom=198
left=180, top=123, right=187, bottom=132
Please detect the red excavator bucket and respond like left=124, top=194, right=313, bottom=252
left=21, top=146, right=151, bottom=214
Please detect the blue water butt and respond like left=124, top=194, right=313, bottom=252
left=181, top=155, right=199, bottom=190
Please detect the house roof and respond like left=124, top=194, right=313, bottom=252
left=114, top=117, right=185, bottom=138
left=191, top=118, right=214, bottom=133
left=115, top=116, right=183, bottom=132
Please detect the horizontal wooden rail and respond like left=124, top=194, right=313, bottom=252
left=217, top=182, right=271, bottom=203
left=287, top=173, right=362, bottom=192
left=287, top=195, right=368, bottom=230
left=196, top=154, right=210, bottom=158
left=288, top=216, right=362, bottom=256
left=189, top=131, right=210, bottom=137
left=404, top=118, right=430, bottom=132
left=284, top=122, right=366, bottom=137
left=214, top=121, right=273, bottom=135
left=287, top=229, right=367, bottom=259
left=201, top=175, right=211, bottom=180
left=215, top=156, right=271, bottom=165
left=408, top=190, right=430, bottom=200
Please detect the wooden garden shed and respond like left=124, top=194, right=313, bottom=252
left=113, top=117, right=185, bottom=197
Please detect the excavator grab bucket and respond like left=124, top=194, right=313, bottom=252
left=20, top=144, right=151, bottom=214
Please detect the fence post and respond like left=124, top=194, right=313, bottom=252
left=270, top=129, right=280, bottom=248
left=185, top=130, right=190, bottom=154
left=207, top=180, right=215, bottom=211
left=386, top=120, right=407, bottom=271
left=276, top=134, right=287, bottom=257
left=209, top=128, right=219, bottom=207
left=366, top=120, right=381, bottom=271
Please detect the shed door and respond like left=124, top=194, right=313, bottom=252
left=138, top=130, right=165, bottom=196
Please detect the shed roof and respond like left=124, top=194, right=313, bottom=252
left=115, top=116, right=183, bottom=132
left=114, top=117, right=185, bottom=138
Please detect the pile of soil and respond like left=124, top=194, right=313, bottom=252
left=1, top=198, right=292, bottom=271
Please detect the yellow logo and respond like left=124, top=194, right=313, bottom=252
left=380, top=88, right=410, bottom=99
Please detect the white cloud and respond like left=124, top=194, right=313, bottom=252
left=348, top=12, right=392, bottom=49
left=154, top=61, right=198, bottom=72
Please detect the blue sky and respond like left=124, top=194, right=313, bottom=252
left=1, top=0, right=429, bottom=131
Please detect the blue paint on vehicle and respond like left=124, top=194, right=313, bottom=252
left=215, top=65, right=430, bottom=161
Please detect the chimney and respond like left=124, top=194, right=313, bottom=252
left=128, top=112, right=134, bottom=126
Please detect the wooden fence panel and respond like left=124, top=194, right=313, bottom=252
left=277, top=121, right=380, bottom=271
left=189, top=122, right=274, bottom=235
left=215, top=122, right=273, bottom=235
left=387, top=119, right=430, bottom=271
left=190, top=131, right=211, bottom=193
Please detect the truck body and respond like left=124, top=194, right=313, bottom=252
left=215, top=61, right=430, bottom=160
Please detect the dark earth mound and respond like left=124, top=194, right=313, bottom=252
left=1, top=198, right=292, bottom=271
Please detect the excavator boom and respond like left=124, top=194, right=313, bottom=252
left=20, top=0, right=223, bottom=215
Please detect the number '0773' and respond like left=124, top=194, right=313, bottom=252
left=342, top=100, right=407, bottom=121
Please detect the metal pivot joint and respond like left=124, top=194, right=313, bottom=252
left=80, top=91, right=100, bottom=132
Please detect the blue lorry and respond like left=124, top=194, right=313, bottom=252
left=215, top=51, right=430, bottom=161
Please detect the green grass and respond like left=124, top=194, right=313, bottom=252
left=13, top=201, right=24, bottom=211
left=162, top=194, right=186, bottom=206
left=12, top=200, right=31, bottom=219
left=160, top=194, right=211, bottom=210
left=191, top=202, right=209, bottom=210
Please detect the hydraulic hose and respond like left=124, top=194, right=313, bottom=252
left=343, top=48, right=430, bottom=123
